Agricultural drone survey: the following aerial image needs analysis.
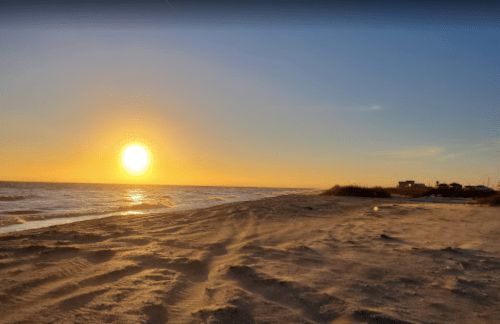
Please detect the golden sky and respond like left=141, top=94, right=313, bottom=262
left=1, top=26, right=499, bottom=188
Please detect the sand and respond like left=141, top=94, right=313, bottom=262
left=0, top=193, right=499, bottom=324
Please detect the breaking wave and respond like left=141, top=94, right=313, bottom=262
left=0, top=202, right=174, bottom=224
left=114, top=202, right=174, bottom=212
left=0, top=182, right=314, bottom=233
left=3, top=210, right=42, bottom=215
left=0, top=195, right=30, bottom=201
left=207, top=197, right=226, bottom=201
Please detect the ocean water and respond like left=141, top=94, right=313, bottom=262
left=0, top=182, right=313, bottom=234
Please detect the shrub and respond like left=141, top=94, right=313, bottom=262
left=424, top=188, right=496, bottom=199
left=386, top=187, right=497, bottom=199
left=386, top=187, right=433, bottom=198
left=476, top=193, right=500, bottom=206
left=321, top=185, right=391, bottom=198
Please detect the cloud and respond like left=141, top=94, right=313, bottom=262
left=435, top=153, right=461, bottom=161
left=373, top=139, right=499, bottom=166
left=266, top=104, right=382, bottom=112
left=386, top=160, right=423, bottom=165
left=374, top=146, right=444, bottom=159
left=328, top=104, right=382, bottom=112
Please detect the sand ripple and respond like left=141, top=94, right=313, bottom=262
left=0, top=194, right=499, bottom=323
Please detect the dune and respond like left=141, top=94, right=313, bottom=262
left=0, top=193, right=499, bottom=323
left=321, top=185, right=391, bottom=198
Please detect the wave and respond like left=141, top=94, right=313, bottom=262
left=117, top=195, right=172, bottom=203
left=206, top=197, right=225, bottom=201
left=3, top=210, right=42, bottom=215
left=0, top=195, right=29, bottom=201
left=0, top=202, right=174, bottom=225
left=114, top=202, right=173, bottom=212
left=270, top=190, right=305, bottom=196
left=0, top=217, right=26, bottom=227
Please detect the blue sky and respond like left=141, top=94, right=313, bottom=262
left=1, top=2, right=499, bottom=187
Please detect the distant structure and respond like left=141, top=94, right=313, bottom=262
left=398, top=180, right=425, bottom=188
left=398, top=180, right=414, bottom=187
left=435, top=182, right=465, bottom=189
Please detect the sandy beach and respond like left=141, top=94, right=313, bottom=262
left=1, top=193, right=499, bottom=324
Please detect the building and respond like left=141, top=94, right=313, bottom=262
left=449, top=183, right=462, bottom=189
left=474, top=185, right=494, bottom=192
left=398, top=180, right=425, bottom=188
left=464, top=185, right=494, bottom=191
left=398, top=180, right=414, bottom=188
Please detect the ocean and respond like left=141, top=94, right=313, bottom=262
left=0, top=181, right=313, bottom=234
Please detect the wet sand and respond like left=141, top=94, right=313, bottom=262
left=0, top=194, right=499, bottom=323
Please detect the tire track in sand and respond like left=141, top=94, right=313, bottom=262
left=165, top=207, right=259, bottom=323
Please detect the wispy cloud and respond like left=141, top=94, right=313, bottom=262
left=265, top=104, right=382, bottom=112
left=374, top=140, right=498, bottom=163
left=386, top=160, right=423, bottom=165
left=162, top=0, right=174, bottom=9
left=374, top=146, right=444, bottom=159
left=313, top=104, right=382, bottom=112
left=435, top=153, right=461, bottom=161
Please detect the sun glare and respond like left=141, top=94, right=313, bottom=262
left=122, top=145, right=149, bottom=176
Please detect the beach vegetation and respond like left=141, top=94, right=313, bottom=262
left=321, top=185, right=391, bottom=198
left=386, top=187, right=497, bottom=199
left=386, top=186, right=433, bottom=198
left=476, top=193, right=500, bottom=206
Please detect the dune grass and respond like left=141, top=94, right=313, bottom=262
left=322, top=186, right=498, bottom=204
left=321, top=185, right=391, bottom=198
left=386, top=187, right=497, bottom=199
left=386, top=187, right=433, bottom=198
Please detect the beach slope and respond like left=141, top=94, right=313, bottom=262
left=1, top=194, right=499, bottom=323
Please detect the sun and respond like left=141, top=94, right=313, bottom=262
left=122, top=145, right=150, bottom=176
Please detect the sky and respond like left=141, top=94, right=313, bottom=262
left=1, top=0, right=499, bottom=188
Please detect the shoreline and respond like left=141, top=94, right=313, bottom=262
left=1, top=193, right=499, bottom=323
left=0, top=189, right=318, bottom=234
left=0, top=188, right=480, bottom=235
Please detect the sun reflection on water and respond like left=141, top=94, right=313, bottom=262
left=122, top=210, right=145, bottom=215
left=126, top=189, right=146, bottom=204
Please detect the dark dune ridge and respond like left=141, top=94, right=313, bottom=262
left=323, top=185, right=499, bottom=205
left=321, top=185, right=391, bottom=198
